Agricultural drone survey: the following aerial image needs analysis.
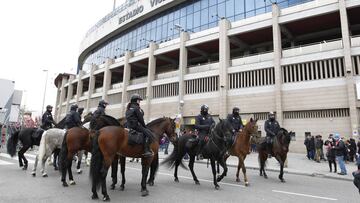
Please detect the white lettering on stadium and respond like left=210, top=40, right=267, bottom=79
left=118, top=5, right=144, bottom=25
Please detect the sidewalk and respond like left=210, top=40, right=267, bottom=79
left=158, top=149, right=358, bottom=182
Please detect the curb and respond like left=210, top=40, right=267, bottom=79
left=158, top=156, right=353, bottom=182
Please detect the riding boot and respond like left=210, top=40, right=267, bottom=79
left=267, top=144, right=272, bottom=158
left=142, top=136, right=153, bottom=157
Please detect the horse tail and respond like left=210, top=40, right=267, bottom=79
left=89, top=131, right=102, bottom=190
left=59, top=131, right=68, bottom=174
left=161, top=140, right=187, bottom=170
left=38, top=131, right=47, bottom=163
left=7, top=130, right=20, bottom=157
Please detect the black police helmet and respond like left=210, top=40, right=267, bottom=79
left=130, top=94, right=143, bottom=102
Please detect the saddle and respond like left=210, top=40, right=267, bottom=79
left=32, top=128, right=44, bottom=140
left=128, top=129, right=144, bottom=146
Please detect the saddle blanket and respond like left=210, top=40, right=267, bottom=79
left=127, top=129, right=144, bottom=146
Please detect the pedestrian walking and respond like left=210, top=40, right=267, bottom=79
left=325, top=136, right=337, bottom=173
left=315, top=135, right=323, bottom=163
left=334, top=133, right=347, bottom=175
left=304, top=135, right=311, bottom=160
left=348, top=138, right=357, bottom=162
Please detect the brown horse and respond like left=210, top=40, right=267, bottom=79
left=220, top=118, right=258, bottom=186
left=257, top=128, right=292, bottom=182
left=59, top=115, right=125, bottom=187
left=90, top=117, right=176, bottom=200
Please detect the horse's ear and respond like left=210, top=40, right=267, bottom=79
left=250, top=118, right=253, bottom=123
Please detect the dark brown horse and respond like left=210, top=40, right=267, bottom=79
left=59, top=115, right=125, bottom=187
left=90, top=117, right=176, bottom=200
left=257, top=128, right=292, bottom=182
left=220, top=118, right=258, bottom=186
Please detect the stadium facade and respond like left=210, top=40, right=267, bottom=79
left=54, top=0, right=360, bottom=152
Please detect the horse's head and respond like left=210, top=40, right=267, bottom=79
left=83, top=112, right=93, bottom=123
left=163, top=117, right=177, bottom=143
left=147, top=117, right=177, bottom=143
left=276, top=128, right=291, bottom=152
left=243, top=118, right=258, bottom=137
left=215, top=118, right=234, bottom=144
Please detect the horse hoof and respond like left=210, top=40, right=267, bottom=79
left=103, top=195, right=110, bottom=202
left=31, top=172, right=36, bottom=177
left=236, top=178, right=240, bottom=182
left=264, top=175, right=268, bottom=179
left=120, top=185, right=125, bottom=191
left=62, top=182, right=69, bottom=187
left=245, top=182, right=250, bottom=186
left=69, top=180, right=76, bottom=185
left=91, top=194, right=99, bottom=200
left=141, top=189, right=149, bottom=197
left=215, top=185, right=220, bottom=190
left=54, top=167, right=59, bottom=171
left=280, top=179, right=286, bottom=183
left=77, top=169, right=82, bottom=174
left=259, top=173, right=263, bottom=176
left=174, top=178, right=179, bottom=183
left=42, top=173, right=48, bottom=178
left=22, top=167, right=27, bottom=170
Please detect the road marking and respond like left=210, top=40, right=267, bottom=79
left=0, top=153, right=35, bottom=164
left=272, top=190, right=337, bottom=201
left=0, top=159, right=14, bottom=165
left=125, top=166, right=245, bottom=188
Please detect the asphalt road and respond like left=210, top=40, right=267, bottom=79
left=0, top=152, right=358, bottom=203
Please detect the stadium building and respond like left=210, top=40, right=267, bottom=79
left=54, top=0, right=360, bottom=152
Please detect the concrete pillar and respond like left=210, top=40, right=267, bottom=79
left=75, top=70, right=84, bottom=104
left=65, top=75, right=75, bottom=113
left=57, top=76, right=68, bottom=121
left=86, top=65, right=96, bottom=114
left=145, top=42, right=157, bottom=122
left=178, top=32, right=189, bottom=117
left=54, top=80, right=62, bottom=121
left=272, top=4, right=284, bottom=126
left=121, top=51, right=133, bottom=116
left=219, top=19, right=231, bottom=118
left=339, top=0, right=359, bottom=135
left=102, top=58, right=114, bottom=101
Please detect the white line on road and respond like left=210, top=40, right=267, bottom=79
left=272, top=190, right=338, bottom=201
left=125, top=166, right=245, bottom=188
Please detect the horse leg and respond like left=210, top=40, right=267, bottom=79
left=18, top=146, right=24, bottom=167
left=41, top=152, right=49, bottom=177
left=110, top=155, right=118, bottom=190
left=210, top=159, right=220, bottom=190
left=216, top=158, right=227, bottom=183
left=18, top=146, right=29, bottom=170
left=31, top=154, right=39, bottom=177
left=262, top=154, right=268, bottom=179
left=53, top=148, right=60, bottom=170
left=216, top=161, right=220, bottom=174
left=147, top=153, right=159, bottom=186
left=174, top=159, right=180, bottom=182
left=68, top=158, right=76, bottom=185
left=189, top=155, right=200, bottom=185
left=76, top=151, right=83, bottom=174
left=240, top=156, right=249, bottom=186
left=140, top=159, right=150, bottom=197
left=276, top=155, right=286, bottom=182
left=119, top=156, right=126, bottom=191
left=236, top=157, right=241, bottom=182
left=101, top=165, right=110, bottom=201
left=61, top=158, right=70, bottom=187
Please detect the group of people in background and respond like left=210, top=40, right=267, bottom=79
left=304, top=133, right=360, bottom=176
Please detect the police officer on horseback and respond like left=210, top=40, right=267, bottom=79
left=195, top=104, right=215, bottom=158
left=41, top=105, right=56, bottom=130
left=227, top=107, right=244, bottom=133
left=90, top=100, right=108, bottom=130
left=64, top=104, right=82, bottom=129
left=126, top=94, right=153, bottom=157
left=264, top=112, right=280, bottom=158
left=78, top=107, right=84, bottom=119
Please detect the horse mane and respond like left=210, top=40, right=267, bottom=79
left=146, top=117, right=167, bottom=128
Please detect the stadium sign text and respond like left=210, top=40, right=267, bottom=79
left=119, top=5, right=144, bottom=25
left=150, top=0, right=166, bottom=7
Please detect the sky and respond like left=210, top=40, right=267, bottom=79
left=0, top=0, right=124, bottom=116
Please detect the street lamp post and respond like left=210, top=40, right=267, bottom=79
left=41, top=70, right=49, bottom=115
